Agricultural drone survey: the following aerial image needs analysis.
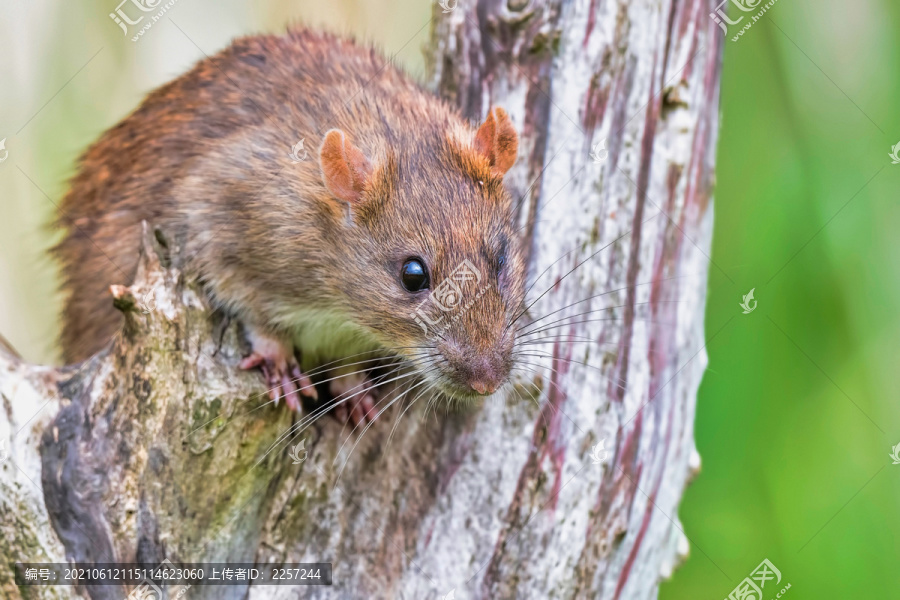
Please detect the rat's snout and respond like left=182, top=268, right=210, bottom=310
left=439, top=339, right=511, bottom=396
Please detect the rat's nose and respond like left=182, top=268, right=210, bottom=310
left=459, top=353, right=506, bottom=396
left=439, top=339, right=510, bottom=396
left=466, top=364, right=503, bottom=396
left=469, top=378, right=498, bottom=395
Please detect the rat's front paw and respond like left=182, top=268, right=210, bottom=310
left=239, top=330, right=317, bottom=411
left=328, top=370, right=378, bottom=428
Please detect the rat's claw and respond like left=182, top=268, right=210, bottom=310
left=329, top=371, right=379, bottom=428
left=239, top=353, right=266, bottom=370
left=291, top=364, right=316, bottom=398
left=349, top=393, right=377, bottom=428
left=280, top=372, right=302, bottom=411
left=349, top=397, right=365, bottom=427
left=355, top=393, right=377, bottom=424
left=239, top=330, right=317, bottom=412
left=259, top=364, right=279, bottom=406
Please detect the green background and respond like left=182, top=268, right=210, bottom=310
left=0, top=0, right=897, bottom=597
left=665, top=0, right=900, bottom=597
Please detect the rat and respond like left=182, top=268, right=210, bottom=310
left=54, top=28, right=526, bottom=426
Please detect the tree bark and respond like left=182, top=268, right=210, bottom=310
left=0, top=0, right=721, bottom=598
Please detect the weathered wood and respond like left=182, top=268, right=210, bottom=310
left=0, top=0, right=721, bottom=598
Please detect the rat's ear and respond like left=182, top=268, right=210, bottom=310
left=319, top=129, right=374, bottom=204
left=474, top=107, right=518, bottom=177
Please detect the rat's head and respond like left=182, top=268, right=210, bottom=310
left=318, top=107, right=526, bottom=399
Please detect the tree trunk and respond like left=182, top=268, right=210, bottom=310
left=0, top=0, right=721, bottom=598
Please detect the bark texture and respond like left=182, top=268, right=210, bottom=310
left=0, top=0, right=721, bottom=598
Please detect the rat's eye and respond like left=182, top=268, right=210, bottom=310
left=400, top=258, right=430, bottom=292
left=497, top=254, right=507, bottom=270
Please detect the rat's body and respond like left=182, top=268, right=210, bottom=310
left=56, top=29, right=525, bottom=419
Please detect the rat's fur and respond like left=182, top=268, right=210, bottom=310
left=55, top=28, right=525, bottom=397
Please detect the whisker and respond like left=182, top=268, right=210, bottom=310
left=384, top=377, right=440, bottom=455
left=330, top=358, right=438, bottom=441
left=188, top=344, right=435, bottom=435
left=510, top=364, right=590, bottom=435
left=189, top=359, right=409, bottom=436
left=505, top=212, right=663, bottom=333
left=516, top=274, right=693, bottom=331
left=516, top=333, right=605, bottom=345
left=269, top=349, right=434, bottom=399
left=515, top=336, right=672, bottom=357
left=513, top=353, right=627, bottom=392
left=331, top=361, right=439, bottom=447
left=262, top=355, right=440, bottom=458
left=384, top=354, right=449, bottom=451
left=297, top=344, right=431, bottom=379
left=516, top=300, right=684, bottom=339
left=189, top=351, right=440, bottom=441
left=508, top=366, right=555, bottom=428
left=333, top=376, right=436, bottom=486
left=519, top=315, right=679, bottom=339
left=252, top=366, right=430, bottom=471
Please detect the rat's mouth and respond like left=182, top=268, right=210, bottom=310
left=428, top=373, right=508, bottom=401
left=438, top=382, right=491, bottom=399
left=401, top=350, right=509, bottom=400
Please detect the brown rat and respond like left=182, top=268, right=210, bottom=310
left=55, top=28, right=526, bottom=423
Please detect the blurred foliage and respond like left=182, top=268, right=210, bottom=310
left=0, top=0, right=898, bottom=598
left=662, top=0, right=900, bottom=597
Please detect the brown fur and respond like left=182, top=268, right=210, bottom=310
left=55, top=28, right=525, bottom=396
